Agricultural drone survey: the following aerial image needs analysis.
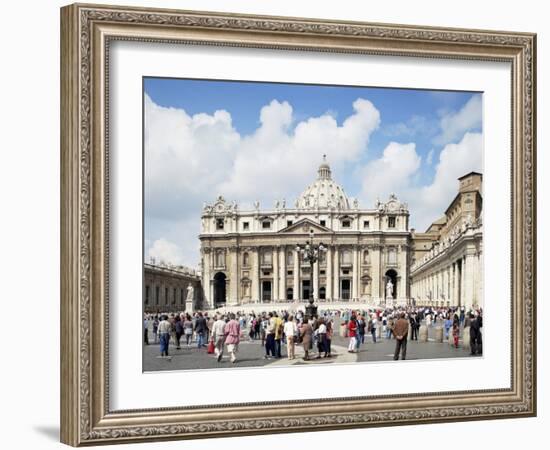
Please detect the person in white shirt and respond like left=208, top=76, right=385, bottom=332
left=212, top=315, right=227, bottom=362
left=158, top=316, right=172, bottom=357
left=283, top=315, right=298, bottom=360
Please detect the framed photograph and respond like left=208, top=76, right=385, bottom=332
left=60, top=3, right=536, bottom=446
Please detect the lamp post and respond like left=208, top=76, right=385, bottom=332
left=296, top=229, right=327, bottom=321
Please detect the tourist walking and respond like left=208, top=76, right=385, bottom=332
left=469, top=314, right=483, bottom=355
left=212, top=314, right=226, bottom=362
left=158, top=315, right=171, bottom=357
left=368, top=314, right=377, bottom=343
left=174, top=316, right=183, bottom=349
left=393, top=312, right=409, bottom=360
left=183, top=314, right=193, bottom=347
left=452, top=321, right=460, bottom=348
left=194, top=312, right=208, bottom=348
left=316, top=318, right=327, bottom=358
left=264, top=313, right=276, bottom=359
left=325, top=320, right=333, bottom=357
left=347, top=315, right=358, bottom=353
left=152, top=317, right=159, bottom=344
left=274, top=313, right=284, bottom=358
left=224, top=313, right=241, bottom=363
left=284, top=315, right=297, bottom=360
left=300, top=320, right=313, bottom=361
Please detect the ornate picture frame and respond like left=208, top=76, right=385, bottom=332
left=60, top=3, right=536, bottom=446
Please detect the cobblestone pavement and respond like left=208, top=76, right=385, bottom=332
left=143, top=320, right=474, bottom=372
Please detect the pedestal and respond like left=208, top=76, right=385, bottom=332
left=418, top=325, right=428, bottom=343
left=462, top=326, right=471, bottom=350
left=434, top=326, right=443, bottom=343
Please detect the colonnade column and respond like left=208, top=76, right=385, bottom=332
left=279, top=247, right=286, bottom=302
left=202, top=249, right=211, bottom=309
left=371, top=245, right=380, bottom=300
left=293, top=249, right=300, bottom=300
left=352, top=246, right=359, bottom=300
left=251, top=247, right=259, bottom=303
left=272, top=246, right=279, bottom=302
left=333, top=246, right=340, bottom=300
left=313, top=259, right=319, bottom=302
left=229, top=247, right=238, bottom=305
left=326, top=245, right=333, bottom=300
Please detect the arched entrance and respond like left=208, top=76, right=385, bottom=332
left=213, top=272, right=227, bottom=306
left=385, top=269, right=397, bottom=299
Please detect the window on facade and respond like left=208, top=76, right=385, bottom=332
left=262, top=220, right=271, bottom=229
left=287, top=270, right=293, bottom=276
left=342, top=220, right=351, bottom=228
left=261, top=250, right=272, bottom=265
left=173, top=288, right=177, bottom=304
left=363, top=250, right=370, bottom=264
left=243, top=252, right=249, bottom=266
left=388, top=248, right=397, bottom=264
left=287, top=251, right=293, bottom=265
left=243, top=222, right=249, bottom=230
left=155, top=286, right=160, bottom=305
left=320, top=270, right=326, bottom=275
left=388, top=216, right=396, bottom=228
left=287, top=220, right=293, bottom=227
left=320, top=220, right=326, bottom=227
left=216, top=250, right=225, bottom=267
left=342, top=269, right=350, bottom=275
left=363, top=220, right=370, bottom=229
left=145, top=285, right=150, bottom=304
left=216, top=218, right=224, bottom=230
left=263, top=271, right=271, bottom=276
left=342, top=250, right=352, bottom=264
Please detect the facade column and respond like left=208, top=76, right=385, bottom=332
left=313, top=259, right=319, bottom=302
left=251, top=247, right=259, bottom=303
left=202, top=249, right=211, bottom=308
left=398, top=245, right=407, bottom=300
left=464, top=252, right=475, bottom=309
left=371, top=245, right=380, bottom=300
left=352, top=246, right=359, bottom=300
left=279, top=246, right=286, bottom=302
left=272, top=246, right=279, bottom=302
left=326, top=245, right=333, bottom=301
left=228, top=247, right=239, bottom=305
left=293, top=248, right=300, bottom=300
left=333, top=246, right=340, bottom=300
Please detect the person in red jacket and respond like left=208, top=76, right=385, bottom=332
left=347, top=314, right=358, bottom=353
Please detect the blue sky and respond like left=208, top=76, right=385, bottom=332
left=144, top=77, right=483, bottom=267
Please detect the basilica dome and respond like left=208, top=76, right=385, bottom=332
left=296, top=157, right=351, bottom=210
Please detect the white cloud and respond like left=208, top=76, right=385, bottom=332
left=359, top=142, right=421, bottom=207
left=434, top=94, right=482, bottom=145
left=145, top=96, right=381, bottom=266
left=218, top=98, right=380, bottom=205
left=147, top=238, right=185, bottom=266
left=357, top=132, right=482, bottom=231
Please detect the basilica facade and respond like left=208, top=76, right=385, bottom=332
left=199, top=159, right=411, bottom=309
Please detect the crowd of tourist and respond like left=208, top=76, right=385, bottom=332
left=144, top=305, right=483, bottom=363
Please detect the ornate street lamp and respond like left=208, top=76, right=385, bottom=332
left=296, top=229, right=327, bottom=321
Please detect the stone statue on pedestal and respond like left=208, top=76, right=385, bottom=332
left=186, top=284, right=194, bottom=312
left=386, top=279, right=394, bottom=299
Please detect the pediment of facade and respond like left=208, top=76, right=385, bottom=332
left=277, top=218, right=332, bottom=235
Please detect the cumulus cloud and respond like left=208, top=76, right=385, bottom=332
left=358, top=132, right=482, bottom=231
left=147, top=238, right=185, bottom=266
left=359, top=142, right=421, bottom=207
left=218, top=98, right=380, bottom=205
left=145, top=95, right=381, bottom=266
left=433, top=94, right=482, bottom=145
